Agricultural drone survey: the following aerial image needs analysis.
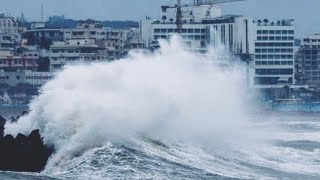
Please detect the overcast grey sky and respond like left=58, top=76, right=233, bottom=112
left=1, top=0, right=319, bottom=38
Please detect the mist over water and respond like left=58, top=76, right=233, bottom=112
left=6, top=37, right=249, bottom=157
left=4, top=37, right=319, bottom=179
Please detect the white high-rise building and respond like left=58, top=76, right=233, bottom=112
left=140, top=3, right=254, bottom=57
left=140, top=2, right=296, bottom=89
left=250, top=19, right=295, bottom=88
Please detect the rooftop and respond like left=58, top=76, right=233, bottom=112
left=254, top=19, right=294, bottom=26
left=304, top=33, right=320, bottom=39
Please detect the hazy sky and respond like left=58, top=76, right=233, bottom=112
left=1, top=0, right=319, bottom=38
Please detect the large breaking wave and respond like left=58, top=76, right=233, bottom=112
left=5, top=37, right=319, bottom=179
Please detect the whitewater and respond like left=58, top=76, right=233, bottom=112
left=3, top=37, right=320, bottom=179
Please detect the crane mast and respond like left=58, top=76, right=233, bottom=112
left=176, top=0, right=183, bottom=33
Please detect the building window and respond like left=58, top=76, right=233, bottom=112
left=280, top=61, right=286, bottom=65
left=268, top=61, right=274, bottom=65
left=154, top=29, right=160, bottom=33
left=201, top=41, right=206, bottom=47
left=268, top=49, right=274, bottom=53
left=255, top=68, right=293, bottom=75
left=168, top=29, right=174, bottom=33
left=254, top=77, right=278, bottom=85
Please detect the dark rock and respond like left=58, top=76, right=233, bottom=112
left=28, top=129, right=42, bottom=145
left=0, top=114, right=54, bottom=172
left=9, top=116, right=17, bottom=122
left=15, top=133, right=28, bottom=144
left=0, top=115, right=54, bottom=172
left=13, top=116, right=20, bottom=122
left=9, top=110, right=30, bottom=123
left=0, top=115, right=5, bottom=138
left=0, top=129, right=54, bottom=172
left=21, top=110, right=29, bottom=116
left=2, top=134, right=15, bottom=144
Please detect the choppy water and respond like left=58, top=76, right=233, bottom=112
left=2, top=38, right=320, bottom=179
left=1, top=112, right=320, bottom=180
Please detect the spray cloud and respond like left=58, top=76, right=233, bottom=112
left=5, top=36, right=252, bottom=168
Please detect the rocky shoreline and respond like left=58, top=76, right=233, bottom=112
left=0, top=115, right=54, bottom=172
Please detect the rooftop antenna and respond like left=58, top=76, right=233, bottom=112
left=41, top=3, right=44, bottom=21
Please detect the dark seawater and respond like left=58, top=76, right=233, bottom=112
left=1, top=107, right=320, bottom=180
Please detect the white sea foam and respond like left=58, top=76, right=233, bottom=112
left=5, top=36, right=255, bottom=170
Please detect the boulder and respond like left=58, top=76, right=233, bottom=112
left=0, top=115, right=54, bottom=172
left=0, top=115, right=6, bottom=138
left=0, top=129, right=54, bottom=172
left=15, top=133, right=28, bottom=144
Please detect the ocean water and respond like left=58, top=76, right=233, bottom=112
left=2, top=37, right=320, bottom=179
left=1, top=112, right=320, bottom=180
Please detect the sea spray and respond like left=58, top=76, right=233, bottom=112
left=5, top=36, right=253, bottom=171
